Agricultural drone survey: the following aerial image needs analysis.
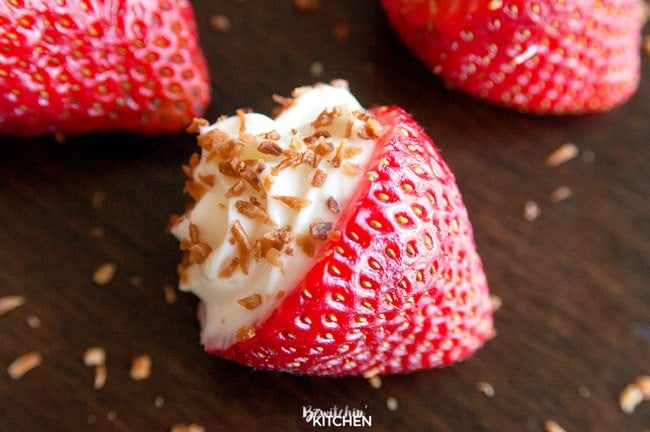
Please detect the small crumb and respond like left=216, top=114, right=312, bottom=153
left=91, top=190, right=106, bottom=209
left=89, top=226, right=105, bottom=239
left=163, top=284, right=178, bottom=304
left=93, top=262, right=116, bottom=285
left=7, top=351, right=42, bottom=379
left=0, top=295, right=25, bottom=316
left=634, top=375, right=650, bottom=398
left=578, top=386, right=591, bottom=398
left=236, top=325, right=256, bottom=342
left=310, top=61, right=324, bottom=78
left=476, top=381, right=495, bottom=397
left=130, top=355, right=152, bottom=380
left=94, top=365, right=107, bottom=389
left=490, top=294, right=502, bottom=311
left=332, top=22, right=351, bottom=41
left=171, top=424, right=205, bottom=432
left=128, top=275, right=142, bottom=286
left=107, top=410, right=117, bottom=421
left=619, top=382, right=644, bottom=414
left=83, top=347, right=106, bottom=366
left=292, top=0, right=320, bottom=13
left=581, top=149, right=596, bottom=163
left=544, top=420, right=566, bottom=432
left=386, top=397, right=398, bottom=411
left=26, top=315, right=41, bottom=328
left=186, top=117, right=209, bottom=133
left=550, top=186, right=572, bottom=202
left=155, top=396, right=165, bottom=408
left=367, top=375, right=382, bottom=389
left=546, top=142, right=579, bottom=167
left=210, top=14, right=231, bottom=32
left=237, top=293, right=263, bottom=310
left=523, top=200, right=540, bottom=221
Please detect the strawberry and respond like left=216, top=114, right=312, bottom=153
left=204, top=105, right=493, bottom=376
left=0, top=0, right=210, bottom=137
left=380, top=0, right=643, bottom=114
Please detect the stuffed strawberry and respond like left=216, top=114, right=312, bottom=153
left=170, top=82, right=493, bottom=376
left=0, top=0, right=210, bottom=137
left=381, top=0, right=643, bottom=114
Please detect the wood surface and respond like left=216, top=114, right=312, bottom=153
left=1, top=1, right=648, bottom=431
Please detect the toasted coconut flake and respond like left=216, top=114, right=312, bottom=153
left=296, top=234, right=317, bottom=257
left=546, top=142, right=579, bottom=167
left=236, top=325, right=256, bottom=342
left=225, top=180, right=246, bottom=198
left=218, top=257, right=241, bottom=278
left=231, top=220, right=253, bottom=274
left=236, top=109, right=247, bottom=133
left=130, top=355, right=152, bottom=380
left=386, top=396, right=398, bottom=411
left=198, top=128, right=230, bottom=153
left=163, top=284, right=177, bottom=304
left=93, top=365, right=107, bottom=389
left=342, top=144, right=364, bottom=159
left=7, top=351, right=42, bottom=379
left=186, top=118, right=209, bottom=134
left=0, top=295, right=25, bottom=316
left=619, top=383, right=644, bottom=414
left=326, top=196, right=341, bottom=213
left=272, top=195, right=312, bottom=211
left=265, top=247, right=285, bottom=272
left=364, top=117, right=382, bottom=138
left=26, top=315, right=41, bottom=328
left=327, top=230, right=342, bottom=242
left=341, top=162, right=361, bottom=176
left=310, top=221, right=333, bottom=240
left=311, top=169, right=327, bottom=187
left=235, top=200, right=276, bottom=226
left=83, top=347, right=106, bottom=367
left=171, top=423, right=205, bottom=432
left=93, top=262, right=116, bottom=285
left=183, top=179, right=207, bottom=201
left=544, top=420, right=566, bottom=432
left=198, top=173, right=215, bottom=187
left=189, top=242, right=212, bottom=264
left=258, top=139, right=283, bottom=156
left=237, top=294, right=263, bottom=310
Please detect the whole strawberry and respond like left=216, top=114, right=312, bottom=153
left=171, top=83, right=493, bottom=376
left=0, top=0, right=210, bottom=137
left=381, top=0, right=643, bottom=114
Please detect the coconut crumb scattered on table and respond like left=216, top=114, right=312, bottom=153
left=155, top=396, right=165, bottom=408
left=476, top=381, right=495, bottom=397
left=550, top=186, right=572, bottom=203
left=171, top=424, right=205, bottom=432
left=544, top=420, right=566, bottom=432
left=489, top=294, right=502, bottom=312
left=546, top=142, right=579, bottom=167
left=7, top=351, right=42, bottom=379
left=93, top=262, right=117, bottom=285
left=163, top=284, right=178, bottom=304
left=310, top=61, right=324, bottom=78
left=292, top=0, right=320, bottom=13
left=94, top=365, right=107, bottom=389
left=210, top=15, right=231, bottom=32
left=130, top=355, right=152, bottom=380
left=26, top=315, right=41, bottom=328
left=386, top=397, right=398, bottom=411
left=0, top=295, right=25, bottom=316
left=83, top=346, right=106, bottom=367
left=578, top=386, right=591, bottom=398
left=523, top=200, right=540, bottom=221
left=619, top=382, right=644, bottom=414
left=107, top=410, right=117, bottom=421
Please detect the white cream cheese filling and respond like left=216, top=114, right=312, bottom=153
left=171, top=83, right=382, bottom=350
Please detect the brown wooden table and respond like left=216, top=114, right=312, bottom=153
left=1, top=1, right=648, bottom=431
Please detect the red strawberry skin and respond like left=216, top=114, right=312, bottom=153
left=210, top=106, right=493, bottom=376
left=381, top=0, right=643, bottom=114
left=0, top=0, right=210, bottom=137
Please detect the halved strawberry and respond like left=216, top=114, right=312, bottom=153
left=0, top=0, right=210, bottom=137
left=381, top=0, right=643, bottom=113
left=207, top=105, right=493, bottom=376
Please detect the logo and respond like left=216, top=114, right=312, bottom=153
left=302, top=405, right=372, bottom=428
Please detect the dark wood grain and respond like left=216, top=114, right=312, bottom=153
left=1, top=1, right=648, bottom=431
